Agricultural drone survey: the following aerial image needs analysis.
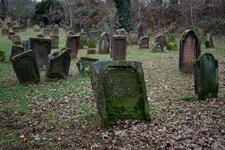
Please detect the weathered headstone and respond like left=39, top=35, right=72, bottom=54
left=19, top=17, right=28, bottom=30
left=10, top=45, right=24, bottom=59
left=66, top=35, right=80, bottom=59
left=139, top=36, right=149, bottom=49
left=51, top=35, right=59, bottom=49
left=89, top=30, right=101, bottom=42
left=2, top=28, right=9, bottom=35
left=98, top=32, right=110, bottom=54
left=29, top=37, right=52, bottom=66
left=91, top=61, right=151, bottom=127
left=76, top=57, right=99, bottom=75
left=11, top=50, right=40, bottom=84
left=205, top=33, right=214, bottom=48
left=155, top=34, right=167, bottom=47
left=43, top=28, right=51, bottom=36
left=75, top=22, right=81, bottom=33
left=12, top=26, right=20, bottom=32
left=8, top=31, right=15, bottom=40
left=79, top=32, right=88, bottom=48
left=116, top=28, right=127, bottom=35
left=194, top=53, right=219, bottom=100
left=111, top=35, right=127, bottom=60
left=137, top=23, right=145, bottom=39
left=46, top=48, right=71, bottom=78
left=33, top=24, right=41, bottom=32
left=152, top=42, right=164, bottom=52
left=179, top=30, right=201, bottom=73
left=52, top=29, right=59, bottom=36
left=11, top=35, right=22, bottom=45
left=129, top=31, right=138, bottom=44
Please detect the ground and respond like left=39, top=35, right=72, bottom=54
left=0, top=29, right=225, bottom=149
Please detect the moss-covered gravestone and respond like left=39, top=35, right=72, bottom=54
left=205, top=33, right=214, bottom=48
left=137, top=23, right=145, bottom=39
left=10, top=45, right=24, bottom=60
left=11, top=35, right=22, bottom=45
left=29, top=37, right=52, bottom=66
left=51, top=35, right=59, bottom=49
left=152, top=42, right=164, bottom=52
left=2, top=28, right=9, bottom=35
left=111, top=35, right=127, bottom=60
left=79, top=32, right=88, bottom=49
left=155, top=34, right=167, bottom=47
left=76, top=57, right=99, bottom=75
left=139, top=36, right=149, bottom=49
left=46, top=48, right=71, bottom=78
left=98, top=32, right=110, bottom=54
left=179, top=30, right=201, bottom=73
left=66, top=35, right=80, bottom=59
left=194, top=53, right=219, bottom=100
left=11, top=50, right=40, bottom=84
left=91, top=61, right=151, bottom=127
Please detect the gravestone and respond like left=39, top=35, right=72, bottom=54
left=51, top=35, right=59, bottom=49
left=52, top=29, right=59, bottom=36
left=33, top=25, right=41, bottom=32
left=152, top=42, right=164, bottom=52
left=179, top=30, right=201, bottom=73
left=75, top=22, right=81, bottom=33
left=111, top=35, right=127, bottom=60
left=87, top=48, right=96, bottom=54
left=195, top=53, right=219, bottom=100
left=29, top=37, right=52, bottom=66
left=89, top=30, right=101, bottom=42
left=53, top=24, right=59, bottom=30
left=155, top=34, right=167, bottom=47
left=205, top=33, right=214, bottom=48
left=129, top=31, right=138, bottom=44
left=98, top=32, right=110, bottom=54
left=11, top=50, right=40, bottom=84
left=43, top=28, right=51, bottom=36
left=66, top=35, right=80, bottom=59
left=116, top=28, right=127, bottom=35
left=8, top=32, right=15, bottom=40
left=10, top=45, right=25, bottom=59
left=79, top=32, right=88, bottom=48
left=91, top=61, right=151, bottom=127
left=76, top=57, right=99, bottom=75
left=2, top=28, right=9, bottom=35
left=139, top=36, right=149, bottom=49
left=137, top=23, right=145, bottom=39
left=19, top=17, right=28, bottom=30
left=46, top=48, right=71, bottom=78
left=11, top=35, right=22, bottom=45
left=13, top=26, right=20, bottom=32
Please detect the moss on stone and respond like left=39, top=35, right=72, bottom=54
left=167, top=42, right=177, bottom=51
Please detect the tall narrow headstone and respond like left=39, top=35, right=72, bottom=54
left=66, top=35, right=80, bottom=59
left=98, top=32, right=110, bottom=54
left=179, top=30, right=201, bottom=73
left=111, top=35, right=127, bottom=60
left=51, top=35, right=59, bottom=49
left=195, top=53, right=219, bottom=100
left=91, top=61, right=151, bottom=127
left=11, top=50, right=40, bottom=84
left=29, top=37, right=52, bottom=66
left=137, top=23, right=145, bottom=39
left=139, top=36, right=149, bottom=49
left=205, top=33, right=214, bottom=48
left=46, top=48, right=71, bottom=78
left=75, top=22, right=81, bottom=33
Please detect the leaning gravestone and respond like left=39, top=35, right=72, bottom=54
left=111, top=35, right=127, bottom=60
left=46, top=48, right=71, bottom=78
left=76, top=57, right=99, bottom=75
left=11, top=50, right=40, bottom=84
left=179, top=30, right=201, bottom=73
left=10, top=45, right=24, bottom=59
left=91, top=61, right=151, bottom=127
left=2, top=28, right=9, bottom=35
left=11, top=35, right=22, bottom=45
left=137, top=23, right=145, bottom=39
left=66, top=35, right=80, bottom=59
left=51, top=35, right=59, bottom=49
left=12, top=26, right=20, bottom=32
left=205, top=33, right=214, bottom=48
left=194, top=53, right=219, bottom=100
left=155, top=34, right=168, bottom=47
left=98, top=32, right=110, bottom=54
left=139, top=36, right=149, bottom=49
left=152, top=42, right=164, bottom=52
left=29, top=37, right=52, bottom=66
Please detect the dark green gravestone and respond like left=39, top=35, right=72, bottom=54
left=11, top=50, right=40, bottom=84
left=29, top=37, right=51, bottom=66
left=46, top=48, right=71, bottom=78
left=91, top=61, right=150, bottom=127
left=195, top=53, right=219, bottom=100
left=76, top=57, right=99, bottom=75
left=10, top=45, right=24, bottom=60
